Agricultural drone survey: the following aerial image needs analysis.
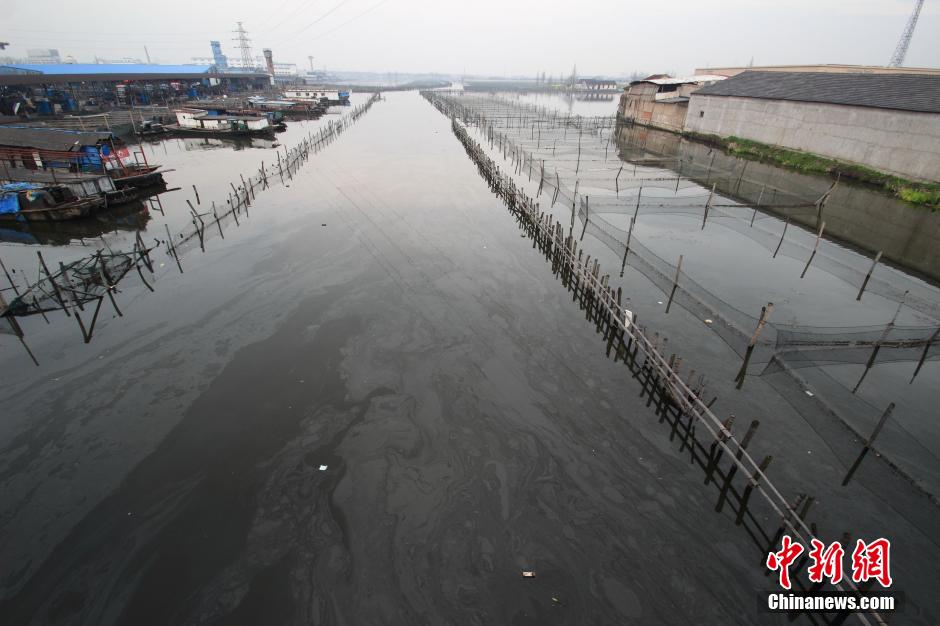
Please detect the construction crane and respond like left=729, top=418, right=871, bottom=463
left=888, top=0, right=925, bottom=67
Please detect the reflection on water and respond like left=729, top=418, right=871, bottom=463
left=0, top=200, right=153, bottom=246
left=180, top=136, right=280, bottom=152
left=505, top=90, right=620, bottom=117
left=619, top=123, right=940, bottom=282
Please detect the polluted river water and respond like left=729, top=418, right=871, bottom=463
left=0, top=90, right=937, bottom=625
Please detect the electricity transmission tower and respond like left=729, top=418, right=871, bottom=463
left=888, top=0, right=925, bottom=67
left=233, top=22, right=255, bottom=70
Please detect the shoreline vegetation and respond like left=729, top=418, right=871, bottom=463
left=682, top=130, right=940, bottom=209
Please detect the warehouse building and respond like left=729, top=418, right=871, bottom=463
left=0, top=63, right=271, bottom=104
left=684, top=71, right=940, bottom=182
left=618, top=75, right=725, bottom=132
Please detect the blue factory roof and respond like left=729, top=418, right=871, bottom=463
left=0, top=63, right=214, bottom=76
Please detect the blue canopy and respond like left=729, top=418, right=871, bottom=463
left=0, top=182, right=43, bottom=214
left=0, top=193, right=21, bottom=214
left=1, top=182, right=43, bottom=192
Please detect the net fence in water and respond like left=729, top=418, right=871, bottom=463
left=431, top=91, right=940, bottom=362
left=0, top=94, right=382, bottom=346
left=427, top=90, right=940, bottom=496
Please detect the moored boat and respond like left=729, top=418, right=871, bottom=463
left=0, top=182, right=103, bottom=222
left=282, top=87, right=351, bottom=106
left=166, top=109, right=276, bottom=137
left=136, top=120, right=167, bottom=137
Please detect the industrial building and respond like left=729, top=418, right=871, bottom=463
left=0, top=63, right=272, bottom=113
left=618, top=75, right=725, bottom=132
left=684, top=71, right=940, bottom=183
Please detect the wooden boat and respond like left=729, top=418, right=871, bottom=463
left=110, top=164, right=165, bottom=189
left=282, top=88, right=351, bottom=105
left=164, top=123, right=277, bottom=138
left=0, top=168, right=146, bottom=205
left=166, top=109, right=277, bottom=138
left=0, top=199, right=97, bottom=222
left=136, top=120, right=167, bottom=137
left=0, top=184, right=102, bottom=222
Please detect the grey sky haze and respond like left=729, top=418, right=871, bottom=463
left=3, top=0, right=938, bottom=76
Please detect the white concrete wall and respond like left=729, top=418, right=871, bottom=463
left=684, top=95, right=940, bottom=182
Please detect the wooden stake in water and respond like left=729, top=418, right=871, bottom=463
left=853, top=293, right=906, bottom=393
left=620, top=217, right=635, bottom=277
left=702, top=183, right=716, bottom=230
left=909, top=325, right=939, bottom=384
left=842, top=403, right=895, bottom=486
left=36, top=251, right=70, bottom=317
left=856, top=250, right=883, bottom=301
left=773, top=217, right=790, bottom=258
left=579, top=195, right=589, bottom=241
left=800, top=221, right=826, bottom=278
left=750, top=185, right=765, bottom=227
left=734, top=303, right=774, bottom=389
left=0, top=257, right=19, bottom=296
left=736, top=454, right=773, bottom=525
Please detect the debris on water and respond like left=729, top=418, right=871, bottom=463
left=657, top=301, right=663, bottom=305
left=704, top=318, right=713, bottom=324
left=322, top=223, right=326, bottom=226
left=551, top=596, right=561, bottom=605
left=319, top=465, right=328, bottom=471
left=805, top=390, right=815, bottom=397
left=521, top=571, right=536, bottom=578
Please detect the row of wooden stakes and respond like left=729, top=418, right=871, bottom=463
left=424, top=91, right=886, bottom=626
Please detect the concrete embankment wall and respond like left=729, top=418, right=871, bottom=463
left=684, top=94, right=940, bottom=183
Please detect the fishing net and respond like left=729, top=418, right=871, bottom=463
left=427, top=90, right=940, bottom=495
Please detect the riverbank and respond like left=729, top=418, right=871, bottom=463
left=682, top=129, right=940, bottom=209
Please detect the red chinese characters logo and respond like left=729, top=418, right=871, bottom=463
left=808, top=539, right=845, bottom=584
left=766, top=535, right=804, bottom=589
left=851, top=538, right=893, bottom=588
left=767, top=536, right=892, bottom=589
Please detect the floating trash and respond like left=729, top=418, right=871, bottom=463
left=318, top=465, right=328, bottom=471
left=521, top=571, right=536, bottom=578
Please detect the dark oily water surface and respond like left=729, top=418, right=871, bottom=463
left=0, top=92, right=937, bottom=626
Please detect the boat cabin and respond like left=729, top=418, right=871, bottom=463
left=175, top=109, right=272, bottom=132
left=0, top=126, right=117, bottom=174
left=283, top=88, right=351, bottom=104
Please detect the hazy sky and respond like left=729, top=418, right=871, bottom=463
left=3, top=0, right=938, bottom=76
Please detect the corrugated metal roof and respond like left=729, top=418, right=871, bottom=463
left=693, top=71, right=940, bottom=114
left=0, top=126, right=113, bottom=151
left=632, top=75, right=727, bottom=86
left=0, top=63, right=213, bottom=75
